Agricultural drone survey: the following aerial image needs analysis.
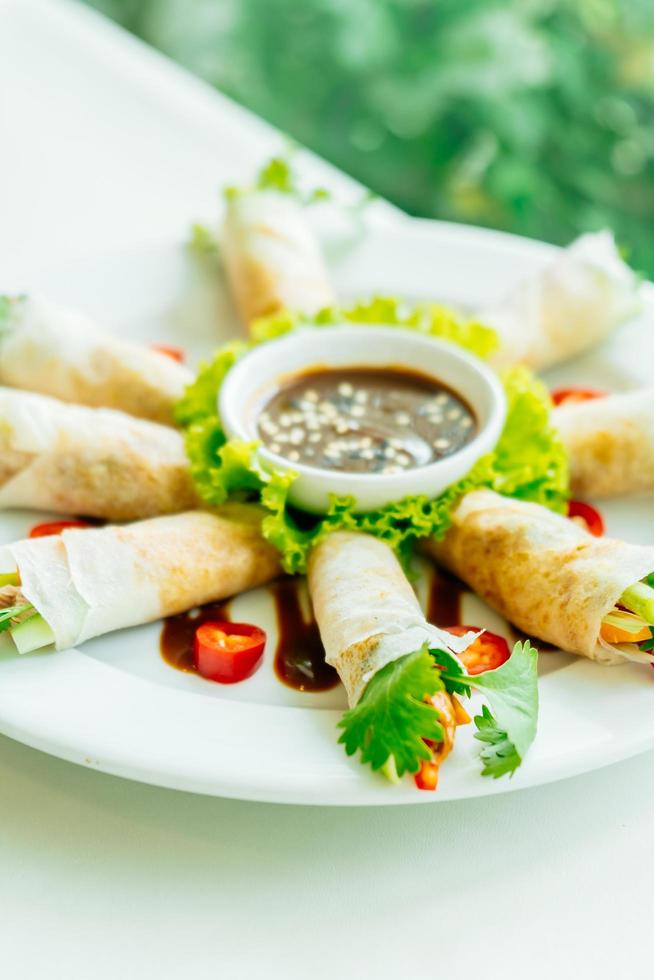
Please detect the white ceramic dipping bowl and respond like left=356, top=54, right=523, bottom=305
left=219, top=325, right=507, bottom=514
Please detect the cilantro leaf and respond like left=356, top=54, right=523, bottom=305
left=640, top=629, right=654, bottom=652
left=430, top=647, right=472, bottom=696
left=473, top=706, right=522, bottom=778
left=462, top=640, right=539, bottom=777
left=338, top=649, right=445, bottom=776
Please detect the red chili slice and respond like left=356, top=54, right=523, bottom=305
left=193, top=621, right=266, bottom=683
left=567, top=500, right=605, bottom=537
left=29, top=520, right=91, bottom=538
left=414, top=759, right=440, bottom=791
left=150, top=343, right=186, bottom=364
left=444, top=625, right=511, bottom=675
left=551, top=387, right=607, bottom=407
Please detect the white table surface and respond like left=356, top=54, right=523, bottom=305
left=1, top=2, right=653, bottom=977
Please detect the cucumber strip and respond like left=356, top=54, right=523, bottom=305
left=380, top=754, right=401, bottom=785
left=602, top=611, right=650, bottom=634
left=620, top=581, right=654, bottom=624
left=11, top=614, right=55, bottom=654
left=0, top=572, right=19, bottom=587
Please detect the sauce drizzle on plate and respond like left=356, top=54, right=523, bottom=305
left=271, top=579, right=339, bottom=692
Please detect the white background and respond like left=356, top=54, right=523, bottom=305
left=1, top=1, right=653, bottom=977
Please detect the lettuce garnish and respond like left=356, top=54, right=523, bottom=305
left=177, top=301, right=557, bottom=782
left=176, top=299, right=569, bottom=574
left=339, top=640, right=538, bottom=779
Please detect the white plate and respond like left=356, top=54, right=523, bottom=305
left=1, top=219, right=653, bottom=805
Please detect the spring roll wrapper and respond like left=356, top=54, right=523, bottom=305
left=0, top=387, right=200, bottom=521
left=221, top=190, right=335, bottom=324
left=553, top=388, right=654, bottom=499
left=0, top=296, right=192, bottom=425
left=483, top=232, right=640, bottom=372
left=425, top=490, right=654, bottom=663
left=0, top=508, right=282, bottom=651
left=307, top=531, right=477, bottom=706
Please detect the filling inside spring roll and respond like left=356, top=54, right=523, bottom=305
left=0, top=507, right=281, bottom=655
left=425, top=489, right=654, bottom=666
left=0, top=387, right=200, bottom=520
left=308, top=531, right=539, bottom=784
left=0, top=295, right=192, bottom=426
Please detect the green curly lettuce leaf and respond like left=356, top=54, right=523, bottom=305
left=251, top=295, right=499, bottom=360
left=178, top=310, right=568, bottom=573
left=340, top=638, right=539, bottom=782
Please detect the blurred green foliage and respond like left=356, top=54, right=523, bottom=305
left=87, top=0, right=654, bottom=273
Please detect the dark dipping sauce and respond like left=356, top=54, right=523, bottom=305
left=160, top=602, right=229, bottom=673
left=271, top=579, right=339, bottom=692
left=160, top=582, right=339, bottom=693
left=256, top=367, right=477, bottom=475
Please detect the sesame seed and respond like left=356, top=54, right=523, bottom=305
left=394, top=411, right=411, bottom=426
left=261, top=420, right=279, bottom=436
left=434, top=437, right=450, bottom=450
left=287, top=450, right=300, bottom=461
left=447, top=408, right=462, bottom=420
left=354, top=390, right=368, bottom=404
left=338, top=382, right=354, bottom=397
left=269, top=443, right=281, bottom=454
left=435, top=394, right=448, bottom=405
left=303, top=389, right=318, bottom=402
left=461, top=417, right=473, bottom=429
left=289, top=427, right=305, bottom=445
left=279, top=413, right=292, bottom=427
left=384, top=446, right=397, bottom=458
left=361, top=436, right=373, bottom=448
left=351, top=405, right=365, bottom=418
left=361, top=448, right=375, bottom=460
left=396, top=452, right=411, bottom=466
left=309, top=432, right=321, bottom=443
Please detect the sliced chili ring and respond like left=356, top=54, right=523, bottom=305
left=150, top=343, right=186, bottom=363
left=193, top=620, right=266, bottom=684
left=551, top=386, right=607, bottom=407
left=567, top=500, right=605, bottom=537
left=444, top=625, right=511, bottom=675
left=29, top=520, right=91, bottom=539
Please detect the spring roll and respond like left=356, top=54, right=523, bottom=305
left=0, top=387, right=199, bottom=521
left=424, top=489, right=654, bottom=665
left=553, top=388, right=654, bottom=499
left=483, top=232, right=640, bottom=371
left=0, top=508, right=281, bottom=652
left=221, top=190, right=335, bottom=325
left=0, top=295, right=192, bottom=425
left=308, top=531, right=475, bottom=706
